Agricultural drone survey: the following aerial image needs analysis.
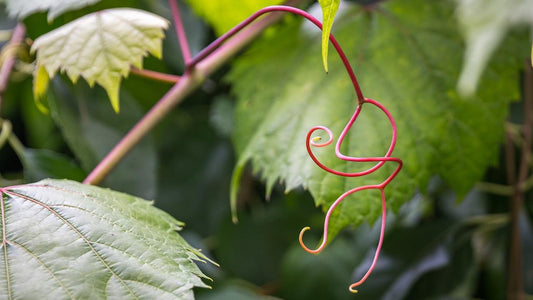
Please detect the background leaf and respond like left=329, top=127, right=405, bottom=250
left=22, top=148, right=86, bottom=182
left=228, top=0, right=527, bottom=238
left=318, top=0, right=340, bottom=72
left=31, top=8, right=169, bottom=112
left=47, top=79, right=158, bottom=199
left=3, top=0, right=102, bottom=21
left=0, top=179, right=211, bottom=299
left=455, top=0, right=533, bottom=96
left=184, top=0, right=284, bottom=36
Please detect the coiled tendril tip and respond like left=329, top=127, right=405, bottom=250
left=308, top=126, right=334, bottom=147
left=349, top=280, right=366, bottom=293
left=298, top=226, right=327, bottom=254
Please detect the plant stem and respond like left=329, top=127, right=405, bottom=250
left=129, top=67, right=180, bottom=83
left=169, top=0, right=192, bottom=64
left=505, top=61, right=531, bottom=300
left=188, top=4, right=364, bottom=103
left=0, top=23, right=25, bottom=116
left=83, top=73, right=200, bottom=185
left=83, top=4, right=299, bottom=185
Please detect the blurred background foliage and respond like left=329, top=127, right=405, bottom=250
left=0, top=0, right=532, bottom=299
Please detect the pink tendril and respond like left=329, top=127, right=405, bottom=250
left=187, top=6, right=364, bottom=103
left=183, top=4, right=402, bottom=293
left=300, top=98, right=402, bottom=293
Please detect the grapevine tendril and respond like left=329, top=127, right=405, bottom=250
left=301, top=98, right=402, bottom=293
left=186, top=4, right=403, bottom=293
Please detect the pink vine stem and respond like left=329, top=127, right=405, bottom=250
left=187, top=5, right=363, bottom=104
left=169, top=0, right=192, bottom=64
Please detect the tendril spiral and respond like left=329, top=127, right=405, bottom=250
left=189, top=4, right=403, bottom=293
left=300, top=98, right=402, bottom=293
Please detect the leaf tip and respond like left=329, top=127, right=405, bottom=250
left=33, top=64, right=50, bottom=114
left=106, top=85, right=120, bottom=113
left=230, top=162, right=246, bottom=225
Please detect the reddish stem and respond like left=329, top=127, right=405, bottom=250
left=169, top=0, right=192, bottom=64
left=129, top=67, right=180, bottom=84
left=84, top=5, right=292, bottom=185
left=187, top=5, right=365, bottom=104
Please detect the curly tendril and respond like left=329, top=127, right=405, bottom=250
left=189, top=4, right=403, bottom=293
left=300, top=99, right=402, bottom=293
left=300, top=98, right=402, bottom=293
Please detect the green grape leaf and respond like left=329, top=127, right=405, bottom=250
left=184, top=0, right=283, bottom=36
left=455, top=0, right=533, bottom=96
left=31, top=8, right=169, bottom=113
left=318, top=0, right=340, bottom=73
left=0, top=179, right=212, bottom=299
left=228, top=0, right=525, bottom=238
left=4, top=0, right=102, bottom=21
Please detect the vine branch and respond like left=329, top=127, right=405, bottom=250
left=129, top=67, right=180, bottom=84
left=83, top=2, right=301, bottom=185
left=169, top=0, right=192, bottom=64
left=505, top=60, right=531, bottom=300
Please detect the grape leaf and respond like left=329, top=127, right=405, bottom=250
left=455, top=0, right=533, bottom=96
left=318, top=0, right=340, bottom=73
left=0, top=179, right=212, bottom=299
left=3, top=0, right=102, bottom=21
left=184, top=0, right=283, bottom=36
left=228, top=0, right=526, bottom=238
left=31, top=8, right=169, bottom=113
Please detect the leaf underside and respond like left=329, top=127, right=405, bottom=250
left=31, top=8, right=169, bottom=113
left=4, top=0, right=102, bottom=21
left=228, top=0, right=525, bottom=238
left=0, top=179, right=210, bottom=299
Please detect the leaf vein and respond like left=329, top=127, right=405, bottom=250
left=3, top=190, right=139, bottom=299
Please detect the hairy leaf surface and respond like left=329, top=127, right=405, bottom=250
left=228, top=0, right=525, bottom=237
left=4, top=0, right=101, bottom=21
left=31, top=8, right=169, bottom=112
left=0, top=179, right=211, bottom=299
left=185, top=0, right=283, bottom=36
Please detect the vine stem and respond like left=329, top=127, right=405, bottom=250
left=84, top=3, right=300, bottom=185
left=187, top=5, right=365, bottom=103
left=505, top=60, right=531, bottom=300
left=129, top=67, right=180, bottom=84
left=0, top=23, right=26, bottom=116
left=169, top=0, right=192, bottom=64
